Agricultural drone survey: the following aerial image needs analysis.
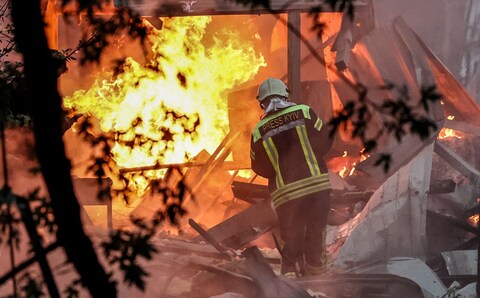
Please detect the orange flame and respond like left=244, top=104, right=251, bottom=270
left=63, top=16, right=266, bottom=194
left=438, top=116, right=464, bottom=139
left=328, top=149, right=369, bottom=178
left=469, top=214, right=479, bottom=227
left=438, top=128, right=464, bottom=139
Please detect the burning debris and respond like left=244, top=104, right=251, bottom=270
left=2, top=1, right=480, bottom=297
left=58, top=9, right=480, bottom=298
left=62, top=15, right=265, bottom=197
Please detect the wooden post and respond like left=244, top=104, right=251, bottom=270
left=287, top=11, right=301, bottom=103
left=43, top=0, right=58, bottom=49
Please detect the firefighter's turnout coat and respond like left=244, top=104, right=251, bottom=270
left=250, top=104, right=332, bottom=208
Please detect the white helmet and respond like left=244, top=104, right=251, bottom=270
left=256, top=78, right=289, bottom=103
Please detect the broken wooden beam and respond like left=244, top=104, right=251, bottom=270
left=156, top=238, right=231, bottom=260
left=444, top=119, right=480, bottom=137
left=192, top=199, right=277, bottom=250
left=288, top=11, right=301, bottom=103
left=395, top=15, right=480, bottom=127
left=434, top=141, right=480, bottom=186
left=332, top=13, right=353, bottom=71
left=429, top=179, right=456, bottom=195
left=120, top=0, right=367, bottom=18
left=427, top=210, right=477, bottom=235
left=189, top=261, right=257, bottom=298
left=243, top=246, right=313, bottom=298
left=189, top=218, right=237, bottom=257
left=296, top=273, right=424, bottom=297
left=231, top=181, right=269, bottom=204
left=119, top=161, right=249, bottom=173
left=355, top=131, right=438, bottom=182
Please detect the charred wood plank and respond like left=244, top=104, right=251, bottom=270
left=429, top=179, right=456, bottom=195
left=189, top=262, right=257, bottom=298
left=189, top=131, right=241, bottom=194
left=332, top=13, right=353, bottom=71
left=296, top=274, right=424, bottom=297
left=189, top=218, right=235, bottom=256
left=434, top=141, right=480, bottom=186
left=356, top=131, right=438, bottom=182
left=231, top=181, right=269, bottom=203
left=444, top=119, right=480, bottom=137
left=243, top=246, right=313, bottom=298
left=192, top=199, right=277, bottom=250
left=119, top=0, right=366, bottom=17
left=394, top=17, right=480, bottom=127
left=119, top=161, right=249, bottom=173
left=195, top=170, right=240, bottom=223
left=157, top=239, right=231, bottom=260
left=188, top=224, right=309, bottom=297
left=427, top=210, right=477, bottom=235
left=288, top=11, right=301, bottom=103
left=426, top=236, right=478, bottom=271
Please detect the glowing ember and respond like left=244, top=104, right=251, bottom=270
left=439, top=116, right=464, bottom=139
left=63, top=16, right=266, bottom=193
left=438, top=128, right=464, bottom=139
left=328, top=149, right=369, bottom=178
left=469, top=214, right=479, bottom=227
left=236, top=169, right=256, bottom=179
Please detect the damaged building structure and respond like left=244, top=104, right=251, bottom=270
left=7, top=0, right=478, bottom=297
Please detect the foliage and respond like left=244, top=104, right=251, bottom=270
left=63, top=278, right=82, bottom=298
left=101, top=221, right=158, bottom=290
left=0, top=182, right=52, bottom=296
left=229, top=0, right=441, bottom=171
left=0, top=187, right=21, bottom=248
left=328, top=83, right=442, bottom=172
left=309, top=0, right=356, bottom=35
left=72, top=6, right=149, bottom=65
left=6, top=271, right=45, bottom=298
left=0, top=0, right=445, bottom=296
left=28, top=188, right=57, bottom=236
left=69, top=111, right=196, bottom=289
left=0, top=1, right=15, bottom=60
left=1, top=0, right=193, bottom=294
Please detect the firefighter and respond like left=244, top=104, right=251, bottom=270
left=250, top=77, right=332, bottom=277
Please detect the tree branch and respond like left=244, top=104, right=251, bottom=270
left=10, top=0, right=117, bottom=296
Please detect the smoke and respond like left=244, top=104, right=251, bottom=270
left=372, top=0, right=470, bottom=81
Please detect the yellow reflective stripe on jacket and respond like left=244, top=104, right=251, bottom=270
left=314, top=117, right=323, bottom=131
left=250, top=148, right=255, bottom=160
left=296, top=125, right=320, bottom=176
left=272, top=178, right=331, bottom=208
left=263, top=138, right=284, bottom=188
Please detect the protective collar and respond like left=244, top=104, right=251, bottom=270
left=263, top=96, right=296, bottom=115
